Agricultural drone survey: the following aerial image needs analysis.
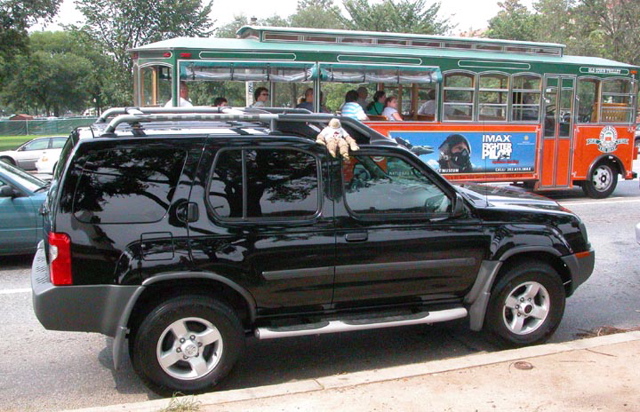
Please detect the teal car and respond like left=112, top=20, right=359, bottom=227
left=0, top=161, right=48, bottom=255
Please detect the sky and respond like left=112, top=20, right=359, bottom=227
left=35, top=0, right=535, bottom=35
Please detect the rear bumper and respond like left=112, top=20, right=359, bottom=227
left=561, top=249, right=595, bottom=295
left=31, top=241, right=140, bottom=337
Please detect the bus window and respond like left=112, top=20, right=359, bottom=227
left=511, top=74, right=541, bottom=122
left=600, top=78, right=634, bottom=123
left=577, top=78, right=599, bottom=123
left=443, top=72, right=474, bottom=121
left=416, top=86, right=437, bottom=121
left=478, top=73, right=508, bottom=121
left=140, top=65, right=172, bottom=107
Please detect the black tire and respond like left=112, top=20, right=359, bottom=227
left=130, top=296, right=244, bottom=396
left=0, top=157, right=15, bottom=166
left=485, top=261, right=565, bottom=347
left=581, top=162, right=617, bottom=199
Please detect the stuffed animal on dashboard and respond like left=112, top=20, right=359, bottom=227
left=316, top=118, right=360, bottom=160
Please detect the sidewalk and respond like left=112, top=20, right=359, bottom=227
left=73, top=331, right=640, bottom=412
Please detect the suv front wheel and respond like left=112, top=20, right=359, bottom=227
left=130, top=296, right=245, bottom=395
left=485, top=261, right=566, bottom=347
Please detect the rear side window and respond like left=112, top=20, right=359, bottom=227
left=72, top=146, right=187, bottom=224
left=208, top=148, right=320, bottom=220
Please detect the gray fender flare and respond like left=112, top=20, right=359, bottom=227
left=465, top=246, right=562, bottom=331
left=112, top=271, right=257, bottom=369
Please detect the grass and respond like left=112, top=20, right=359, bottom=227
left=0, top=135, right=38, bottom=151
left=158, top=394, right=202, bottom=412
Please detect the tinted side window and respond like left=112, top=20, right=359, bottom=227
left=52, top=137, right=67, bottom=148
left=72, top=146, right=187, bottom=224
left=343, top=154, right=451, bottom=216
left=209, top=148, right=320, bottom=220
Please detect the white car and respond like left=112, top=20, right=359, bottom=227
left=0, top=136, right=67, bottom=171
left=35, top=147, right=64, bottom=174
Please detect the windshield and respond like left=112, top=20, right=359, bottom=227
left=0, top=161, right=47, bottom=192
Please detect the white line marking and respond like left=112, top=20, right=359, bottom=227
left=559, top=198, right=640, bottom=206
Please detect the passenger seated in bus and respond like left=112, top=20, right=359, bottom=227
left=165, top=81, right=193, bottom=107
left=252, top=87, right=269, bottom=107
left=356, top=86, right=369, bottom=109
left=366, top=91, right=386, bottom=116
left=382, top=96, right=403, bottom=121
left=213, top=97, right=228, bottom=107
left=296, top=88, right=314, bottom=111
left=417, top=89, right=436, bottom=116
left=342, top=90, right=369, bottom=121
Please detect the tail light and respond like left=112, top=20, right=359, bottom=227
left=49, top=232, right=72, bottom=285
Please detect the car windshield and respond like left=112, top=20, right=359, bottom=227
left=0, top=161, right=47, bottom=192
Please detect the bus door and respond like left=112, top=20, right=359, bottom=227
left=539, top=76, right=576, bottom=189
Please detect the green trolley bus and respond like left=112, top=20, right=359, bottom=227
left=131, top=25, right=638, bottom=198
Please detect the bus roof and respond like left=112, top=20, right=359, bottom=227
left=131, top=26, right=638, bottom=71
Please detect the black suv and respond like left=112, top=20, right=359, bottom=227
left=32, top=107, right=594, bottom=395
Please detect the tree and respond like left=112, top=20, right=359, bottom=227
left=0, top=0, right=62, bottom=82
left=1, top=31, right=93, bottom=116
left=74, top=0, right=215, bottom=104
left=574, top=0, right=640, bottom=65
left=336, top=0, right=453, bottom=34
left=290, top=0, right=345, bottom=29
left=486, top=0, right=538, bottom=41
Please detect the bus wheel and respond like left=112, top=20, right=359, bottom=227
left=582, top=162, right=617, bottom=199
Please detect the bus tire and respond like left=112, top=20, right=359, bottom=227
left=582, top=162, right=617, bottom=199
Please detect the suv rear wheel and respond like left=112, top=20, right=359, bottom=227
left=130, top=296, right=244, bottom=395
left=485, top=261, right=565, bottom=347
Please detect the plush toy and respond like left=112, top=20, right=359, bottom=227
left=316, top=118, right=360, bottom=160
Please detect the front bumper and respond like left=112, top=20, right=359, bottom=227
left=31, top=241, right=140, bottom=337
left=561, top=249, right=595, bottom=295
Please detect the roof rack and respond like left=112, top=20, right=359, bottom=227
left=96, top=107, right=395, bottom=146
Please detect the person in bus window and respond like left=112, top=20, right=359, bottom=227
left=382, top=96, right=403, bottom=121
left=356, top=86, right=369, bottom=109
left=342, top=90, right=368, bottom=121
left=417, top=89, right=436, bottom=116
left=252, top=87, right=269, bottom=107
left=213, top=97, right=228, bottom=107
left=438, top=134, right=473, bottom=173
left=296, top=88, right=314, bottom=111
left=366, top=91, right=386, bottom=116
left=165, top=81, right=192, bottom=107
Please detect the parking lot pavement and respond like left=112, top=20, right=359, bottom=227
left=68, top=330, right=640, bottom=412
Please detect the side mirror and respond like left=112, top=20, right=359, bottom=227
left=0, top=185, right=17, bottom=198
left=451, top=192, right=465, bottom=217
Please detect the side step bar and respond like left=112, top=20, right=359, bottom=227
left=255, top=307, right=468, bottom=340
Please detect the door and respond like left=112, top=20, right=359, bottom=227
left=333, top=151, right=487, bottom=308
left=0, top=183, right=38, bottom=254
left=189, top=143, right=335, bottom=315
left=539, top=76, right=576, bottom=189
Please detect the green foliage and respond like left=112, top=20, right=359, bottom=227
left=290, top=0, right=345, bottom=29
left=74, top=0, right=216, bottom=103
left=1, top=31, right=94, bottom=116
left=486, top=0, right=538, bottom=41
left=0, top=0, right=62, bottom=83
left=337, top=0, right=453, bottom=34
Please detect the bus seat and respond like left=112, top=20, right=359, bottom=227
left=416, top=114, right=435, bottom=121
left=367, top=115, right=387, bottom=121
left=601, top=103, right=628, bottom=122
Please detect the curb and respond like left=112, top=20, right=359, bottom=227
left=69, top=330, right=640, bottom=411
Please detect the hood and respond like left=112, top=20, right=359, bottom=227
left=455, top=183, right=571, bottom=214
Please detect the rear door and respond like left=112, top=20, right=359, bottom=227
left=333, top=150, right=487, bottom=307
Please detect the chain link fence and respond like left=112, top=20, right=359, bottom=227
left=0, top=118, right=97, bottom=136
